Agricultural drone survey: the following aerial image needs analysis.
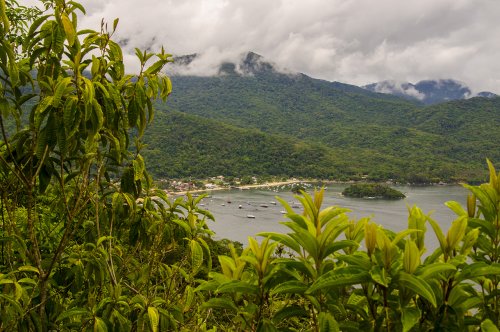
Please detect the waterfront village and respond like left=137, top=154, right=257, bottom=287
left=156, top=175, right=306, bottom=195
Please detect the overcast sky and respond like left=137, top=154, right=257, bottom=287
left=20, top=0, right=500, bottom=93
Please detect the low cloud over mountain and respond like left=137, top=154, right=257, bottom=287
left=363, top=79, right=497, bottom=105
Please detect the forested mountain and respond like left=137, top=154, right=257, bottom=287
left=145, top=53, right=499, bottom=182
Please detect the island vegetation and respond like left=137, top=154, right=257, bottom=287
left=1, top=1, right=500, bottom=331
left=342, top=183, right=406, bottom=199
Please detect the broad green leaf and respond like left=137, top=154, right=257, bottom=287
left=61, top=13, right=76, bottom=46
left=455, top=262, right=500, bottom=283
left=446, top=216, right=467, bottom=250
left=17, top=265, right=40, bottom=274
left=148, top=307, right=159, bottom=332
left=481, top=319, right=500, bottom=332
left=190, top=240, right=203, bottom=273
left=94, top=317, right=108, bottom=332
left=391, top=229, right=420, bottom=247
left=403, top=239, right=420, bottom=274
left=416, top=262, right=456, bottom=280
left=486, top=159, right=498, bottom=188
left=427, top=216, right=446, bottom=254
left=270, top=280, right=308, bottom=295
left=370, top=266, right=389, bottom=287
left=257, top=232, right=301, bottom=254
left=272, top=305, right=308, bottom=323
left=318, top=312, right=339, bottom=332
left=468, top=218, right=495, bottom=237
left=445, top=200, right=467, bottom=216
left=398, top=272, right=436, bottom=307
left=338, top=252, right=371, bottom=269
left=17, top=278, right=37, bottom=286
left=401, top=307, right=420, bottom=332
left=307, top=267, right=370, bottom=294
left=145, top=59, right=167, bottom=75
left=56, top=308, right=91, bottom=322
left=201, top=298, right=238, bottom=312
left=14, top=282, right=23, bottom=301
left=323, top=240, right=359, bottom=258
left=97, top=236, right=112, bottom=247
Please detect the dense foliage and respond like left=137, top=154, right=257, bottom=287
left=1, top=1, right=500, bottom=331
left=342, top=183, right=406, bottom=199
left=150, top=59, right=500, bottom=182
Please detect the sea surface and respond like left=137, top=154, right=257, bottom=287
left=197, top=184, right=469, bottom=252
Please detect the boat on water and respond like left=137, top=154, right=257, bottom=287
left=247, top=215, right=256, bottom=219
left=238, top=205, right=243, bottom=209
left=260, top=204, right=269, bottom=208
left=270, top=201, right=277, bottom=205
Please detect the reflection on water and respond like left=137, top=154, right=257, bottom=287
left=197, top=184, right=468, bottom=252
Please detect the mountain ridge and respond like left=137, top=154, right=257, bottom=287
left=145, top=53, right=499, bottom=182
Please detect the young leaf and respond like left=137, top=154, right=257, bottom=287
left=148, top=307, right=159, bottom=332
left=398, top=272, right=437, bottom=307
left=61, top=13, right=76, bottom=46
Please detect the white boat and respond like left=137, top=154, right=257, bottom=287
left=260, top=204, right=269, bottom=208
left=247, top=215, right=256, bottom=219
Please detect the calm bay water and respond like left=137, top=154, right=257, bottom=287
left=198, top=184, right=468, bottom=251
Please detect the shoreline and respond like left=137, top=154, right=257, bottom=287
left=165, top=179, right=463, bottom=197
left=167, top=179, right=302, bottom=196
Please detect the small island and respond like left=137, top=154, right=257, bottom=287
left=342, top=183, right=406, bottom=199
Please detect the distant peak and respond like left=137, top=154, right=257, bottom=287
left=363, top=79, right=495, bottom=105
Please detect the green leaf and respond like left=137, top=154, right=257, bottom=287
left=481, top=319, right=500, bottom=332
left=307, top=267, right=370, bottom=294
left=190, top=240, right=203, bottom=273
left=61, top=13, right=76, bottom=46
left=416, top=262, right=456, bottom=280
left=455, top=262, right=500, bottom=283
left=370, top=266, right=389, bottom=287
left=445, top=200, right=467, bottom=216
left=148, top=307, right=159, bottom=332
left=18, top=265, right=40, bottom=274
left=56, top=308, right=91, bottom=322
left=257, top=232, right=301, bottom=254
left=270, top=280, right=308, bottom=295
left=97, top=236, right=112, bottom=247
left=272, top=305, right=308, bottom=323
left=427, top=216, right=446, bottom=254
left=201, top=298, right=238, bottom=312
left=398, top=272, right=436, bottom=307
left=14, top=282, right=23, bottom=301
left=94, top=317, right=108, bottom=332
left=401, top=307, right=420, bottom=332
left=145, top=59, right=167, bottom=75
left=318, top=312, right=339, bottom=332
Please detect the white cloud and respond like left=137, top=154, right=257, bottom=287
left=17, top=0, right=500, bottom=93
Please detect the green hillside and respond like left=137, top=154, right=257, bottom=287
left=146, top=62, right=498, bottom=182
left=142, top=111, right=479, bottom=182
